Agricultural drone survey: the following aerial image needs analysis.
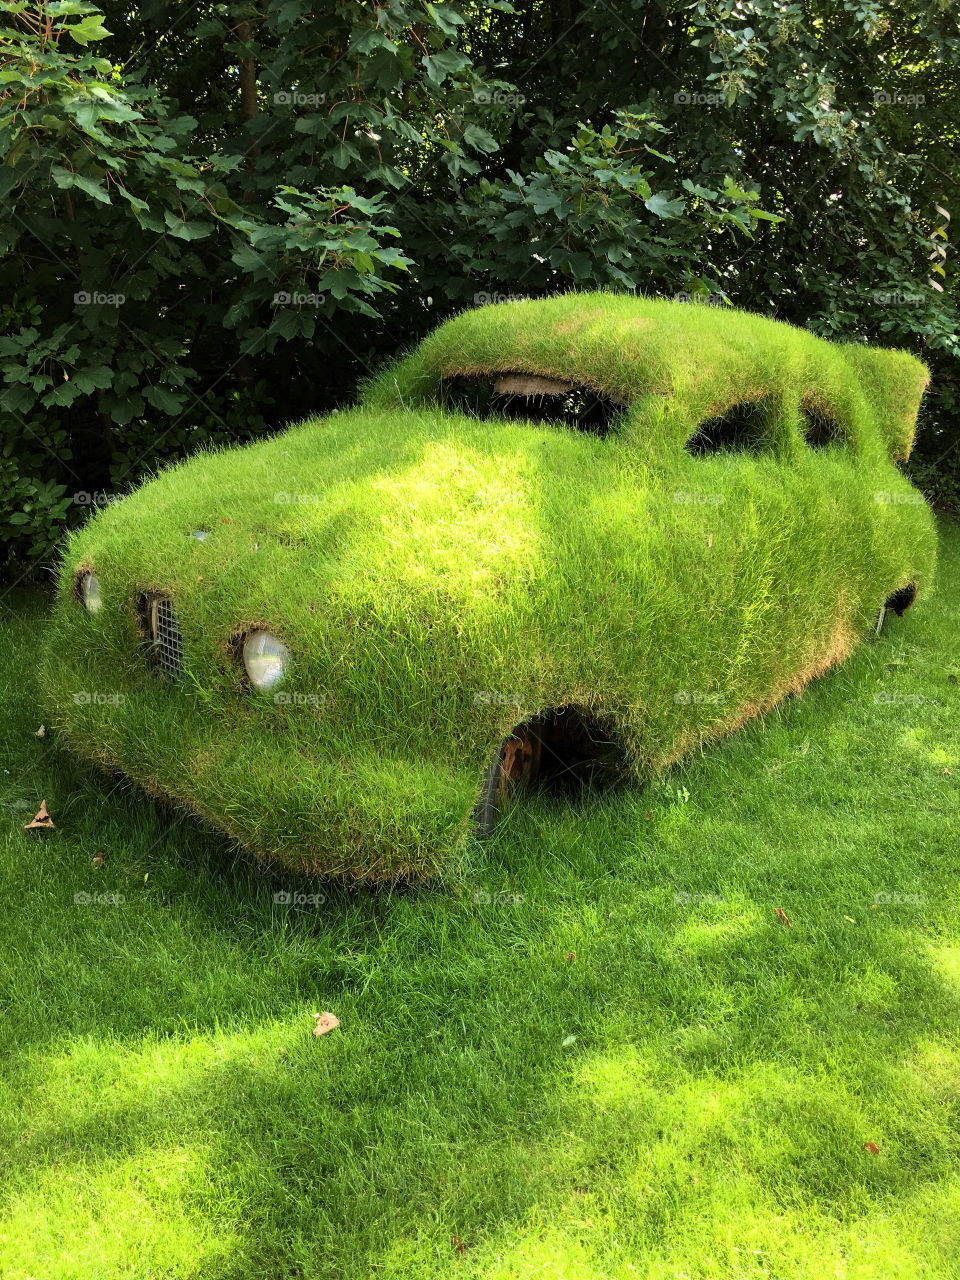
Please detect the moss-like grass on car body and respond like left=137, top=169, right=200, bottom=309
left=40, top=294, right=937, bottom=881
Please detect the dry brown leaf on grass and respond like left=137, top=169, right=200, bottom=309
left=864, top=1142, right=880, bottom=1155
left=91, top=852, right=105, bottom=868
left=774, top=907, right=792, bottom=927
left=24, top=800, right=54, bottom=832
left=312, top=1011, right=340, bottom=1037
left=451, top=1235, right=466, bottom=1254
left=565, top=952, right=577, bottom=962
left=35, top=725, right=45, bottom=738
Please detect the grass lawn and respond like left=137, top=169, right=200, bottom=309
left=0, top=518, right=957, bottom=1280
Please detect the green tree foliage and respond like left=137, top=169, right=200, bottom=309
left=1, top=0, right=957, bottom=572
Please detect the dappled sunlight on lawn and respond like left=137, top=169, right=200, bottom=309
left=897, top=725, right=958, bottom=768
left=0, top=520, right=956, bottom=1277
left=0, top=1142, right=238, bottom=1279
left=669, top=902, right=763, bottom=954
left=928, top=943, right=960, bottom=993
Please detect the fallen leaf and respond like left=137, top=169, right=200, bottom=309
left=565, top=951, right=577, bottom=962
left=24, top=800, right=54, bottom=832
left=943, top=768, right=953, bottom=776
left=707, top=533, right=714, bottom=548
left=35, top=725, right=45, bottom=738
left=562, top=1034, right=578, bottom=1047
left=451, top=1235, right=466, bottom=1254
left=864, top=1141, right=880, bottom=1155
left=312, top=1011, right=340, bottom=1037
left=843, top=915, right=855, bottom=923
left=643, top=810, right=654, bottom=821
left=774, top=907, right=792, bottom=927
left=91, top=852, right=105, bottom=868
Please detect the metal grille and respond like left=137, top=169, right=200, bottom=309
left=141, top=593, right=184, bottom=678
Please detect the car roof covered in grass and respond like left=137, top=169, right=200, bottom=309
left=364, top=293, right=929, bottom=463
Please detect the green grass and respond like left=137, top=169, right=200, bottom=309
left=2, top=518, right=958, bottom=1279
left=40, top=295, right=937, bottom=880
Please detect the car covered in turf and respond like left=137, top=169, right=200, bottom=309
left=41, top=294, right=937, bottom=881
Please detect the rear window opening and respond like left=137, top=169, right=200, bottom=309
left=440, top=372, right=625, bottom=437
left=685, top=401, right=772, bottom=455
left=802, top=399, right=846, bottom=448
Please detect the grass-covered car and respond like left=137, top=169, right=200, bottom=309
left=41, top=294, right=937, bottom=882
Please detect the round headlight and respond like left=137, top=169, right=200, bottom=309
left=79, top=571, right=102, bottom=614
left=243, top=630, right=289, bottom=691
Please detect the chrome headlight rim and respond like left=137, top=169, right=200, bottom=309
left=241, top=628, right=290, bottom=693
left=76, top=569, right=103, bottom=615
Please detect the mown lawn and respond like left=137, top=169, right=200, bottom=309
left=1, top=520, right=958, bottom=1280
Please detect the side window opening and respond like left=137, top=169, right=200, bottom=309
left=685, top=401, right=771, bottom=455
left=801, top=398, right=847, bottom=448
left=439, top=372, right=625, bottom=437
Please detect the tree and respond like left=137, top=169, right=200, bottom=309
left=1, top=0, right=957, bottom=573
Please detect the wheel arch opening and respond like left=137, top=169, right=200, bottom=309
left=475, top=704, right=628, bottom=837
